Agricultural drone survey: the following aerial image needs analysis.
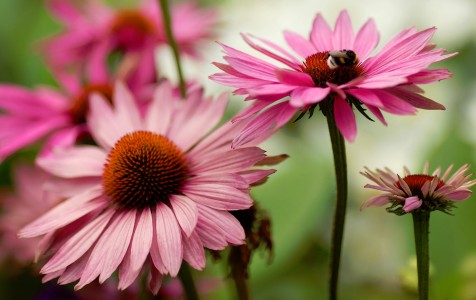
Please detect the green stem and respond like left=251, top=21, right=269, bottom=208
left=412, top=211, right=430, bottom=300
left=178, top=264, right=200, bottom=300
left=159, top=0, right=186, bottom=98
left=325, top=102, right=348, bottom=300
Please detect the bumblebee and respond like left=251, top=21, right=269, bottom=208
left=327, top=50, right=358, bottom=69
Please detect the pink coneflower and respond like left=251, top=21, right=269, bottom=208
left=19, top=81, right=276, bottom=294
left=210, top=10, right=455, bottom=144
left=0, top=165, right=60, bottom=264
left=43, top=0, right=217, bottom=87
left=361, top=163, right=475, bottom=214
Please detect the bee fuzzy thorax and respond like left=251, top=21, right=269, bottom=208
left=327, top=50, right=358, bottom=69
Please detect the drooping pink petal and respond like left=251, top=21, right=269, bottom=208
left=290, top=87, right=330, bottom=107
left=183, top=184, right=252, bottom=211
left=41, top=209, right=115, bottom=273
left=403, top=196, right=422, bottom=212
left=19, top=187, right=104, bottom=238
left=155, top=203, right=183, bottom=277
left=275, top=69, right=314, bottom=86
left=76, top=210, right=136, bottom=288
left=386, top=86, right=445, bottom=110
left=197, top=205, right=245, bottom=245
left=444, top=189, right=473, bottom=201
left=334, top=94, right=357, bottom=142
left=170, top=195, right=198, bottom=237
left=182, top=231, right=206, bottom=270
left=360, top=194, right=390, bottom=210
left=346, top=88, right=383, bottom=107
left=118, top=208, right=153, bottom=290
left=148, top=265, right=163, bottom=295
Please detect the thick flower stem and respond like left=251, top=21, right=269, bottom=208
left=230, top=246, right=250, bottom=300
left=159, top=0, right=186, bottom=98
left=178, top=264, right=200, bottom=300
left=412, top=211, right=430, bottom=300
left=325, top=103, right=348, bottom=300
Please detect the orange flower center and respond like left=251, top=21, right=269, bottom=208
left=70, top=84, right=113, bottom=124
left=110, top=10, right=156, bottom=51
left=103, top=131, right=189, bottom=210
left=398, top=174, right=445, bottom=198
left=302, top=50, right=363, bottom=87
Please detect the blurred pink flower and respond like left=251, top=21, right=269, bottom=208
left=43, top=0, right=218, bottom=86
left=0, top=165, right=59, bottom=264
left=361, top=162, right=476, bottom=214
left=19, top=81, right=275, bottom=294
left=211, top=10, right=455, bottom=144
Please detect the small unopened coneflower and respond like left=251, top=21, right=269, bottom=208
left=361, top=162, right=475, bottom=215
left=19, top=81, right=277, bottom=294
left=361, top=162, right=475, bottom=299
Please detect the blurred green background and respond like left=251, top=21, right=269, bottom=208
left=1, top=0, right=476, bottom=299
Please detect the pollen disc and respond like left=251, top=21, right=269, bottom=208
left=103, top=131, right=189, bottom=209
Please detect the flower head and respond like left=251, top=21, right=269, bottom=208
left=43, top=0, right=218, bottom=85
left=361, top=163, right=475, bottom=214
left=211, top=10, right=455, bottom=144
left=19, top=81, right=276, bottom=294
left=0, top=165, right=60, bottom=264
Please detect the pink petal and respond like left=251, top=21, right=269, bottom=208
left=182, top=231, right=205, bottom=270
left=310, top=13, right=333, bottom=51
left=169, top=92, right=228, bottom=151
left=360, top=194, right=390, bottom=210
left=334, top=95, right=357, bottom=142
left=386, top=86, right=445, bottom=110
left=191, top=147, right=265, bottom=175
left=332, top=10, right=355, bottom=50
left=183, top=184, right=252, bottom=210
left=87, top=93, right=124, bottom=150
left=290, top=87, right=330, bottom=107
left=232, top=102, right=297, bottom=148
left=283, top=30, right=316, bottom=58
left=145, top=81, right=176, bottom=135
left=156, top=203, right=183, bottom=277
left=275, top=69, right=314, bottom=86
left=60, top=250, right=92, bottom=285
left=373, top=90, right=417, bottom=115
left=148, top=266, right=163, bottom=295
left=39, top=126, right=81, bottom=158
left=19, top=187, right=104, bottom=237
left=353, top=19, right=379, bottom=59
left=170, top=195, right=198, bottom=237
left=36, top=146, right=106, bottom=178
left=118, top=208, right=153, bottom=290
left=238, top=169, right=276, bottom=185
left=76, top=210, right=136, bottom=288
left=365, top=105, right=387, bottom=125
left=186, top=174, right=249, bottom=189
left=445, top=189, right=472, bottom=201
left=113, top=82, right=142, bottom=132
left=346, top=88, right=383, bottom=107
left=241, top=34, right=301, bottom=70
left=403, top=196, right=422, bottom=212
left=195, top=221, right=227, bottom=250
left=41, top=209, right=115, bottom=273
left=86, top=39, right=110, bottom=83
left=197, top=205, right=245, bottom=245
left=0, top=116, right=70, bottom=162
